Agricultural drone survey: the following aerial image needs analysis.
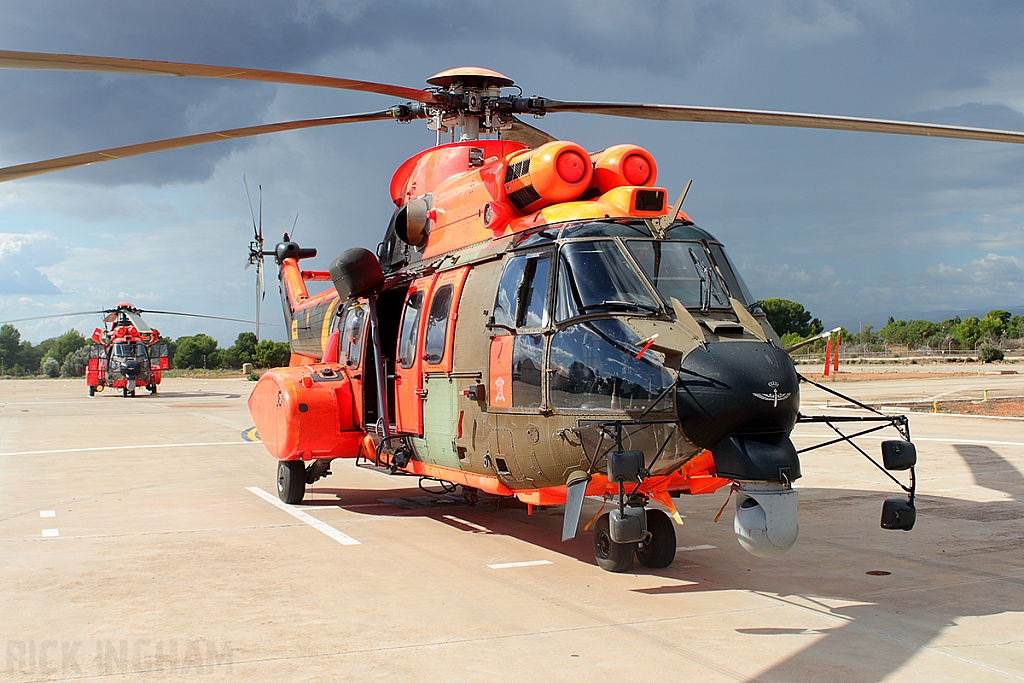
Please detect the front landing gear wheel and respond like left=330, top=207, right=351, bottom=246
left=88, top=386, right=95, bottom=396
left=635, top=509, right=676, bottom=568
left=593, top=513, right=636, bottom=572
left=277, top=460, right=305, bottom=504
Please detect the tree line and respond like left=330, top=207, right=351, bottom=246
left=0, top=325, right=290, bottom=377
left=762, top=299, right=1022, bottom=358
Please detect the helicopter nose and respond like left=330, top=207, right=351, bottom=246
left=120, top=360, right=142, bottom=377
left=675, top=341, right=801, bottom=482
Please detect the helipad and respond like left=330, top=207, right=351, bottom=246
left=1, top=375, right=1022, bottom=681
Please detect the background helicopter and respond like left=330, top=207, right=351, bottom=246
left=1, top=52, right=1022, bottom=571
left=1, top=303, right=261, bottom=396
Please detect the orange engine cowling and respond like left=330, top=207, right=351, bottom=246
left=591, top=144, right=658, bottom=194
left=503, top=140, right=593, bottom=214
left=248, top=364, right=363, bottom=462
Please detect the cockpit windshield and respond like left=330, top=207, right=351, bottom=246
left=111, top=343, right=146, bottom=359
left=625, top=240, right=730, bottom=309
left=555, top=241, right=660, bottom=322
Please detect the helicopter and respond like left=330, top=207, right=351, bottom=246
left=4, top=53, right=1023, bottom=571
left=1, top=303, right=261, bottom=397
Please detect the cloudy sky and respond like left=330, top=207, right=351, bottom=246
left=1, top=0, right=1023, bottom=343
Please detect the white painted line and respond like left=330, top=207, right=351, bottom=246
left=0, top=441, right=258, bottom=457
left=41, top=529, right=59, bottom=538
left=487, top=560, right=553, bottom=569
left=39, top=510, right=56, bottom=518
left=246, top=487, right=360, bottom=546
left=793, top=433, right=1024, bottom=448
left=442, top=515, right=491, bottom=532
left=676, top=544, right=716, bottom=552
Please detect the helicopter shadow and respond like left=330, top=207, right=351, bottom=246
left=708, top=444, right=1024, bottom=682
left=308, top=445, right=1024, bottom=682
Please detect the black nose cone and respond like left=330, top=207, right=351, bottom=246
left=120, top=360, right=142, bottom=377
left=676, top=341, right=800, bottom=481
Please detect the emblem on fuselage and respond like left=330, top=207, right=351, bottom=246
left=753, top=381, right=791, bottom=408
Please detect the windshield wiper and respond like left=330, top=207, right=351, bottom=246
left=582, top=299, right=660, bottom=313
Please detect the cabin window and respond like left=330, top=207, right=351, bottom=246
left=549, top=319, right=674, bottom=412
left=341, top=304, right=366, bottom=369
left=512, top=334, right=544, bottom=408
left=397, top=290, right=424, bottom=369
left=424, top=284, right=453, bottom=365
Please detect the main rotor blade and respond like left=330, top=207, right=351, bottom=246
left=140, top=309, right=274, bottom=326
left=0, top=310, right=104, bottom=324
left=504, top=116, right=558, bottom=148
left=124, top=310, right=152, bottom=334
left=543, top=100, right=1024, bottom=145
left=0, top=110, right=402, bottom=183
left=0, top=50, right=435, bottom=103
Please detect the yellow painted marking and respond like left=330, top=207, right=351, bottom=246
left=240, top=427, right=261, bottom=443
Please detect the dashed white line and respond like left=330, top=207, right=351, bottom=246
left=41, top=529, right=59, bottom=538
left=246, top=486, right=360, bottom=546
left=676, top=544, right=716, bottom=552
left=442, top=515, right=491, bottom=532
left=39, top=510, right=56, bottom=518
left=487, top=560, right=553, bottom=569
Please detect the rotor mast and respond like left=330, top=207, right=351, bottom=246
left=424, top=67, right=517, bottom=143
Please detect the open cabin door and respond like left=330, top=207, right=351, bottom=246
left=394, top=279, right=430, bottom=434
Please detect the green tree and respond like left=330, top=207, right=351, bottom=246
left=1008, top=315, right=1024, bottom=339
left=17, top=340, right=44, bottom=374
left=954, top=317, right=982, bottom=349
left=979, top=309, right=1011, bottom=340
left=173, top=334, right=221, bottom=369
left=42, top=357, right=61, bottom=378
left=221, top=332, right=259, bottom=369
left=0, top=323, right=21, bottom=373
left=45, top=330, right=88, bottom=364
left=60, top=346, right=91, bottom=378
left=253, top=339, right=290, bottom=368
left=761, top=299, right=823, bottom=338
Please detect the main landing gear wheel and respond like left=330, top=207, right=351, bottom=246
left=277, top=460, right=305, bottom=504
left=593, top=512, right=636, bottom=573
left=635, top=508, right=676, bottom=569
left=148, top=384, right=157, bottom=395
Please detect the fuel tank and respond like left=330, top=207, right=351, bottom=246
left=248, top=363, right=362, bottom=461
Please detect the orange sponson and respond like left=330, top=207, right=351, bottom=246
left=248, top=363, right=362, bottom=462
left=590, top=144, right=658, bottom=194
left=503, top=140, right=593, bottom=214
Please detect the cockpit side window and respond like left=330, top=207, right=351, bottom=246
left=492, top=255, right=527, bottom=330
left=708, top=243, right=755, bottom=306
left=518, top=254, right=551, bottom=329
left=341, top=304, right=367, bottom=369
left=493, top=251, right=553, bottom=330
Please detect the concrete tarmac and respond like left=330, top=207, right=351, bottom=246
left=1, top=376, right=1022, bottom=682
